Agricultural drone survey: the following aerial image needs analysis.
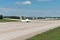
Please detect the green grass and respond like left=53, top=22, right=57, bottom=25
left=0, top=19, right=18, bottom=22
left=27, top=27, right=60, bottom=40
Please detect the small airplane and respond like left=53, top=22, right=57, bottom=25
left=21, top=19, right=31, bottom=23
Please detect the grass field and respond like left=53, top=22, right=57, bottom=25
left=0, top=19, right=18, bottom=22
left=27, top=27, right=60, bottom=40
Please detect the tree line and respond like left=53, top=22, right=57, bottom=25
left=0, top=15, right=60, bottom=20
left=0, top=15, right=46, bottom=20
left=0, top=15, right=20, bottom=19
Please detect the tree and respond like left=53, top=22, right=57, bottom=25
left=0, top=15, right=3, bottom=19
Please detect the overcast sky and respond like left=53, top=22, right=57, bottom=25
left=0, top=0, right=60, bottom=17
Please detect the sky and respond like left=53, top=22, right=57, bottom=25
left=0, top=0, right=60, bottom=17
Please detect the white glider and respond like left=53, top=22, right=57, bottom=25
left=21, top=19, right=31, bottom=23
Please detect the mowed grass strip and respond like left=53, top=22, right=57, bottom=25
left=27, top=27, right=60, bottom=40
left=0, top=19, right=18, bottom=22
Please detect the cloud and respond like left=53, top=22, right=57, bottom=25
left=16, top=1, right=31, bottom=5
left=0, top=8, right=59, bottom=13
left=22, top=1, right=31, bottom=5
left=16, top=1, right=21, bottom=4
left=37, top=0, right=53, bottom=1
left=0, top=8, right=60, bottom=17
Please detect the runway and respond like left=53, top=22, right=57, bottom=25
left=0, top=20, right=60, bottom=40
